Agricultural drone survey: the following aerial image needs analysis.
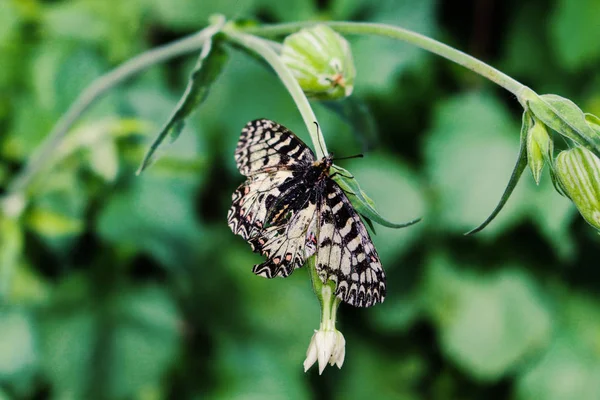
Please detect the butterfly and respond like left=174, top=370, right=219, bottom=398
left=227, top=119, right=385, bottom=307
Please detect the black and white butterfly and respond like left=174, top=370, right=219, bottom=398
left=227, top=119, right=384, bottom=307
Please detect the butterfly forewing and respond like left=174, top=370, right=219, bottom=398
left=235, top=119, right=315, bottom=176
left=228, top=118, right=386, bottom=307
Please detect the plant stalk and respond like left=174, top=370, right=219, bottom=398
left=224, top=29, right=328, bottom=159
left=242, top=21, right=529, bottom=100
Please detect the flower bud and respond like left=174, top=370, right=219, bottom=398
left=281, top=25, right=355, bottom=100
left=554, top=147, right=600, bottom=230
left=526, top=120, right=552, bottom=185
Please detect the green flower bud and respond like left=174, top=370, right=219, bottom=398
left=281, top=25, right=355, bottom=100
left=526, top=120, right=552, bottom=185
left=554, top=147, right=600, bottom=230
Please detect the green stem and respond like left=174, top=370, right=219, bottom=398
left=242, top=21, right=529, bottom=101
left=307, top=257, right=340, bottom=330
left=4, top=23, right=222, bottom=203
left=224, top=29, right=328, bottom=159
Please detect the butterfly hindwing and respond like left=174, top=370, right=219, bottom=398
left=228, top=170, right=296, bottom=240
left=315, top=180, right=385, bottom=307
left=235, top=119, right=315, bottom=176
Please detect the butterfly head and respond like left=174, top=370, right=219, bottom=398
left=313, top=154, right=334, bottom=179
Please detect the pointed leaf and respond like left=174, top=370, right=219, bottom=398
left=585, top=113, right=600, bottom=136
left=137, top=36, right=228, bottom=173
left=466, top=111, right=530, bottom=234
left=321, top=97, right=379, bottom=151
left=331, top=165, right=421, bottom=229
left=527, top=93, right=600, bottom=158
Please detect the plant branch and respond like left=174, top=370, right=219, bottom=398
left=4, top=24, right=221, bottom=200
left=242, top=21, right=529, bottom=100
left=224, top=29, right=328, bottom=159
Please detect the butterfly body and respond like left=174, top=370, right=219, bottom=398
left=228, top=119, right=385, bottom=307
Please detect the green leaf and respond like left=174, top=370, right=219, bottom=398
left=210, top=333, right=311, bottom=399
left=336, top=0, right=437, bottom=93
left=334, top=340, right=425, bottom=400
left=0, top=216, right=23, bottom=298
left=332, top=165, right=421, bottom=229
left=424, top=92, right=575, bottom=246
left=0, top=309, right=38, bottom=385
left=41, top=284, right=181, bottom=400
left=424, top=92, right=521, bottom=234
left=321, top=97, right=379, bottom=151
left=550, top=0, right=600, bottom=70
left=25, top=208, right=84, bottom=237
left=516, top=291, right=600, bottom=400
left=423, top=253, right=552, bottom=381
left=527, top=93, right=600, bottom=159
left=335, top=154, right=425, bottom=264
left=96, top=172, right=203, bottom=269
left=87, top=138, right=119, bottom=182
left=466, top=111, right=530, bottom=234
left=138, top=35, right=228, bottom=173
left=585, top=113, right=600, bottom=135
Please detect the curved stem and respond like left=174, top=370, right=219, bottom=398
left=242, top=21, right=528, bottom=99
left=4, top=24, right=220, bottom=200
left=224, top=29, right=328, bottom=159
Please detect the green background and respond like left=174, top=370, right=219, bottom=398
left=1, top=0, right=600, bottom=399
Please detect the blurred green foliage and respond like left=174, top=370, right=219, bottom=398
left=1, top=0, right=600, bottom=399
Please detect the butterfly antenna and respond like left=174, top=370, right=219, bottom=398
left=333, top=154, right=364, bottom=161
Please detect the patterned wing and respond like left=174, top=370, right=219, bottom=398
left=248, top=199, right=318, bottom=278
left=235, top=119, right=315, bottom=176
left=227, top=170, right=295, bottom=240
left=314, top=180, right=385, bottom=307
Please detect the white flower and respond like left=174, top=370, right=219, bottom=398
left=303, top=327, right=346, bottom=374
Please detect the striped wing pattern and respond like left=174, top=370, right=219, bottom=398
left=234, top=119, right=315, bottom=176
left=315, top=180, right=385, bottom=307
left=228, top=119, right=385, bottom=307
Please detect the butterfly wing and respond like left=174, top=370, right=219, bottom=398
left=228, top=170, right=295, bottom=240
left=235, top=119, right=315, bottom=176
left=229, top=119, right=321, bottom=278
left=314, top=179, right=386, bottom=307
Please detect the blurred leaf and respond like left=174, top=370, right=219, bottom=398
left=88, top=138, right=119, bottom=181
left=255, top=0, right=317, bottom=22
left=423, top=253, right=552, bottom=381
left=370, top=290, right=422, bottom=333
left=424, top=92, right=575, bottom=248
left=41, top=284, right=181, bottom=399
left=516, top=291, right=600, bottom=400
left=0, top=216, right=23, bottom=298
left=338, top=0, right=437, bottom=92
left=97, top=172, right=203, bottom=269
left=0, top=309, right=38, bottom=385
left=149, top=0, right=252, bottom=29
left=321, top=97, right=379, bottom=151
left=466, top=111, right=530, bottom=235
left=43, top=1, right=109, bottom=43
left=332, top=164, right=421, bottom=230
left=222, top=245, right=317, bottom=344
left=139, top=36, right=228, bottom=172
left=25, top=207, right=84, bottom=237
left=424, top=92, right=523, bottom=234
left=8, top=264, right=51, bottom=306
left=335, top=339, right=424, bottom=400
left=0, top=1, right=19, bottom=43
left=340, top=154, right=425, bottom=264
left=32, top=44, right=105, bottom=115
left=551, top=0, right=600, bottom=70
left=210, top=333, right=311, bottom=400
